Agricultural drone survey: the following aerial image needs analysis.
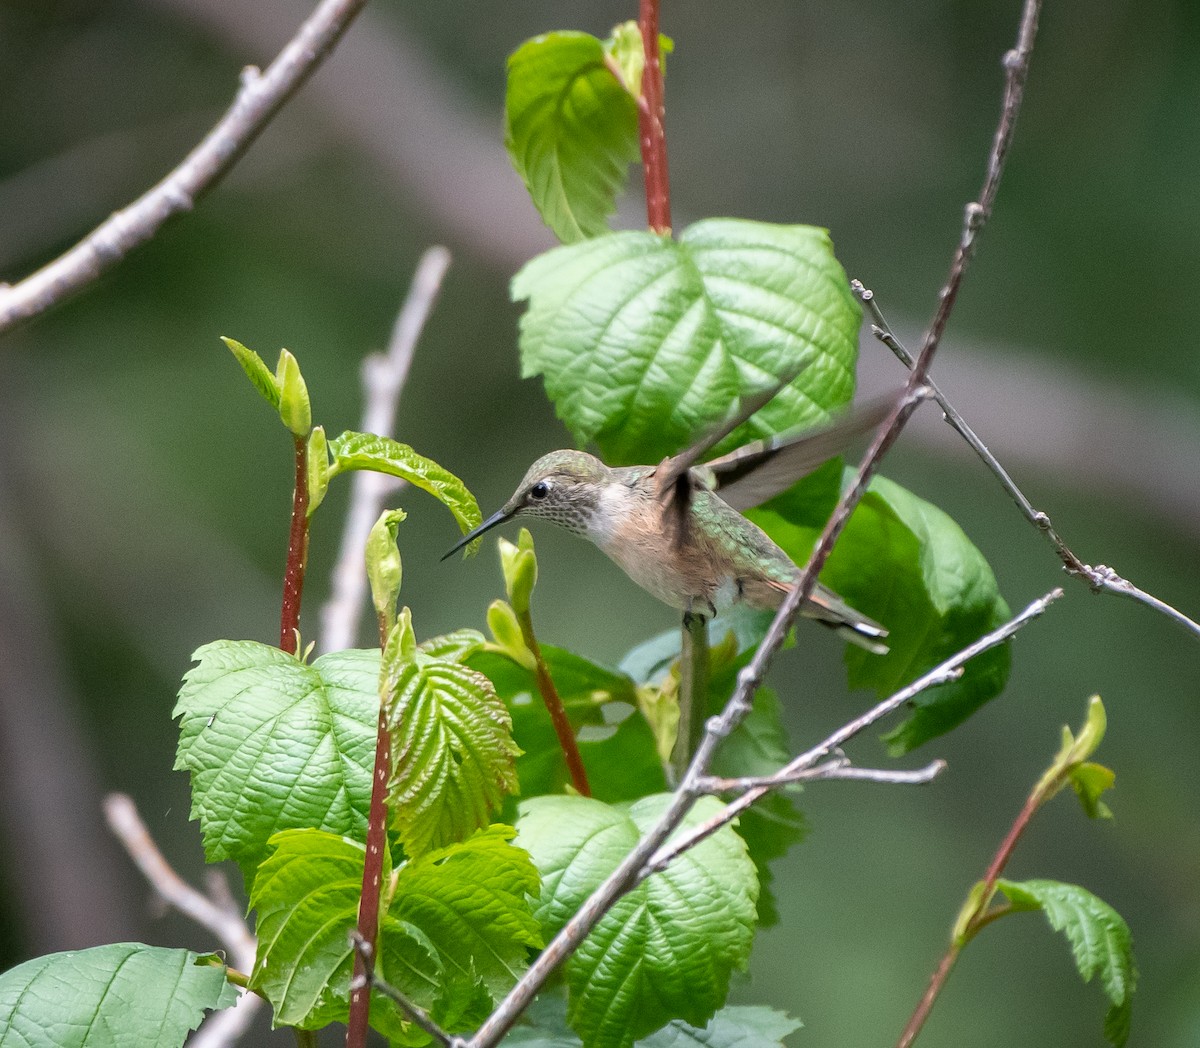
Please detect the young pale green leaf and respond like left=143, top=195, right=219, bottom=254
left=275, top=348, right=312, bottom=436
left=419, top=628, right=487, bottom=663
left=487, top=599, right=538, bottom=671
left=306, top=425, right=330, bottom=515
left=500, top=527, right=539, bottom=616
left=516, top=794, right=759, bottom=1048
left=249, top=828, right=439, bottom=1041
left=1035, top=695, right=1109, bottom=805
left=174, top=642, right=377, bottom=885
left=386, top=655, right=520, bottom=857
left=391, top=825, right=542, bottom=999
left=996, top=878, right=1137, bottom=1047
left=366, top=508, right=408, bottom=631
left=222, top=336, right=281, bottom=410
left=469, top=646, right=665, bottom=803
left=327, top=430, right=482, bottom=550
left=753, top=471, right=1011, bottom=753
left=506, top=31, right=641, bottom=243
left=514, top=220, right=861, bottom=465
left=0, top=944, right=237, bottom=1048
left=1070, top=762, right=1116, bottom=820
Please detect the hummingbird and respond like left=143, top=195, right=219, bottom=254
left=444, top=395, right=894, bottom=653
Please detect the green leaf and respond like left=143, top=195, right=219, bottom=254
left=367, top=508, right=408, bottom=631
left=386, top=654, right=520, bottom=857
left=514, top=220, right=861, bottom=465
left=639, top=1005, right=802, bottom=1047
left=222, top=336, right=280, bottom=410
left=506, top=31, right=641, bottom=243
left=306, top=425, right=330, bottom=515
left=327, top=431, right=483, bottom=549
left=1035, top=695, right=1109, bottom=806
left=174, top=641, right=377, bottom=885
left=249, top=828, right=439, bottom=1041
left=419, top=628, right=487, bottom=663
left=1070, top=762, right=1116, bottom=820
left=470, top=647, right=666, bottom=802
left=516, top=794, right=759, bottom=1048
left=0, top=944, right=237, bottom=1048
left=275, top=348, right=312, bottom=436
left=753, top=472, right=1011, bottom=753
left=392, top=825, right=543, bottom=999
left=500, top=527, right=539, bottom=616
left=996, top=879, right=1137, bottom=1047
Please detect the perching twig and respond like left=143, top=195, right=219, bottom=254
left=103, top=794, right=261, bottom=1048
left=0, top=0, right=369, bottom=337
left=642, top=590, right=1061, bottom=877
left=320, top=247, right=452, bottom=653
left=348, top=932, right=461, bottom=1048
left=701, top=758, right=947, bottom=793
left=853, top=281, right=1200, bottom=642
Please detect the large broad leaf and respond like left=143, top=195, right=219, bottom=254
left=0, top=944, right=237, bottom=1048
left=749, top=471, right=1011, bottom=753
left=250, top=829, right=425, bottom=1042
left=469, top=646, right=666, bottom=803
left=516, top=794, right=758, bottom=1048
left=251, top=827, right=540, bottom=1040
left=506, top=31, right=640, bottom=244
left=174, top=642, right=377, bottom=885
left=996, top=879, right=1137, bottom=1047
left=327, top=431, right=482, bottom=549
left=386, top=654, right=521, bottom=857
left=514, top=220, right=861, bottom=464
left=391, top=825, right=543, bottom=999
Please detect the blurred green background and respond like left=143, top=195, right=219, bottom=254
left=2, top=0, right=1199, bottom=1044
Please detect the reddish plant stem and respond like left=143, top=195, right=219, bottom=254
left=346, top=617, right=396, bottom=1048
left=895, top=786, right=1043, bottom=1048
left=279, top=435, right=310, bottom=653
left=638, top=0, right=672, bottom=234
left=517, top=612, right=591, bottom=797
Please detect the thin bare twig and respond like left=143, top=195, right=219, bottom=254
left=320, top=246, right=452, bottom=653
left=0, top=0, right=369, bottom=336
left=701, top=758, right=947, bottom=793
left=854, top=282, right=1200, bottom=642
left=103, top=794, right=261, bottom=1048
left=642, top=590, right=1060, bottom=876
left=348, top=932, right=461, bottom=1048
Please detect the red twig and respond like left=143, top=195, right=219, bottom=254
left=346, top=617, right=396, bottom=1048
left=518, top=614, right=591, bottom=797
left=638, top=0, right=672, bottom=234
left=279, top=435, right=310, bottom=653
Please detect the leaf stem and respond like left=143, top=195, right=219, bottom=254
left=279, top=434, right=310, bottom=654
left=516, top=610, right=591, bottom=796
left=346, top=612, right=396, bottom=1048
left=895, top=782, right=1042, bottom=1048
left=637, top=0, right=672, bottom=234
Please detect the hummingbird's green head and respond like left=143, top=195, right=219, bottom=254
left=442, top=450, right=612, bottom=559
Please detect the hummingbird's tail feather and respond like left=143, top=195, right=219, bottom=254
left=807, top=582, right=889, bottom=654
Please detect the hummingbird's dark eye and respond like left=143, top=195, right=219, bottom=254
left=529, top=481, right=550, bottom=501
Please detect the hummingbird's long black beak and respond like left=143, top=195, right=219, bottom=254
left=440, top=507, right=514, bottom=561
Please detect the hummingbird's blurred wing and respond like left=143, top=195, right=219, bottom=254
left=708, top=393, right=898, bottom=511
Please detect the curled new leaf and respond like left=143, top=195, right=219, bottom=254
left=327, top=431, right=482, bottom=549
left=276, top=348, right=312, bottom=436
left=499, top=528, right=538, bottom=615
left=222, top=336, right=280, bottom=410
left=306, top=425, right=330, bottom=515
left=386, top=655, right=520, bottom=857
left=366, top=509, right=408, bottom=632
